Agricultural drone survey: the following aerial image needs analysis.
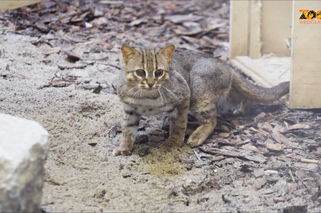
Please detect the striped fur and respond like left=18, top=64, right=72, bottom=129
left=113, top=45, right=189, bottom=156
left=113, top=45, right=289, bottom=156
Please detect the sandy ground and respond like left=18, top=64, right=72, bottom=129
left=1, top=33, right=318, bottom=212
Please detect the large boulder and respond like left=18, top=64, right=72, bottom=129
left=0, top=113, right=49, bottom=213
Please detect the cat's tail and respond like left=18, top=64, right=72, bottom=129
left=231, top=71, right=289, bottom=104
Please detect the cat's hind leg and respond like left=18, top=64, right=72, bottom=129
left=187, top=58, right=231, bottom=147
left=187, top=97, right=218, bottom=147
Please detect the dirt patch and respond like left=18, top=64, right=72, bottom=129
left=138, top=145, right=192, bottom=177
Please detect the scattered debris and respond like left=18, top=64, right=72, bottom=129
left=0, top=0, right=229, bottom=58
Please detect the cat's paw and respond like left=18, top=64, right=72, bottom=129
left=186, top=134, right=206, bottom=147
left=113, top=142, right=133, bottom=156
left=113, top=147, right=132, bottom=156
left=159, top=141, right=174, bottom=152
left=187, top=125, right=214, bottom=147
left=159, top=137, right=181, bottom=151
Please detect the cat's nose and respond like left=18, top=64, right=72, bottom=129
left=147, top=83, right=154, bottom=88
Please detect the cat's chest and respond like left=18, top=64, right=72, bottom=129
left=122, top=97, right=176, bottom=116
left=134, top=104, right=174, bottom=116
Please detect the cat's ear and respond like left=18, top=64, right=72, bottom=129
left=158, top=45, right=175, bottom=63
left=121, top=45, right=137, bottom=64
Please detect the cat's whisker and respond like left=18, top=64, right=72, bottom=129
left=132, top=88, right=140, bottom=100
left=160, top=89, right=167, bottom=104
left=139, top=90, right=143, bottom=99
left=161, top=86, right=175, bottom=97
left=158, top=89, right=165, bottom=105
left=118, top=85, right=124, bottom=95
left=130, top=90, right=137, bottom=98
left=157, top=89, right=163, bottom=105
left=127, top=86, right=138, bottom=93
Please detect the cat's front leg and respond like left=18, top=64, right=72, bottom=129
left=160, top=99, right=189, bottom=150
left=113, top=109, right=141, bottom=156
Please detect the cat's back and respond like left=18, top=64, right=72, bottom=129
left=172, top=50, right=212, bottom=70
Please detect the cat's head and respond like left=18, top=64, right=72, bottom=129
left=121, top=45, right=175, bottom=90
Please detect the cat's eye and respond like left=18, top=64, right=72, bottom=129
left=136, top=69, right=146, bottom=77
left=155, top=69, right=163, bottom=77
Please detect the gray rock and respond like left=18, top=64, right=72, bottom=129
left=0, top=113, right=49, bottom=213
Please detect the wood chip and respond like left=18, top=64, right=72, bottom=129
left=210, top=155, right=225, bottom=162
left=90, top=17, right=108, bottom=26
left=241, top=143, right=258, bottom=151
left=272, top=124, right=286, bottom=132
left=129, top=19, right=147, bottom=26
left=259, top=123, right=273, bottom=133
left=253, top=168, right=265, bottom=178
left=173, top=26, right=202, bottom=36
left=166, top=14, right=203, bottom=24
left=44, top=47, right=61, bottom=55
left=271, top=129, right=294, bottom=147
left=249, top=127, right=269, bottom=137
left=265, top=142, right=283, bottom=152
left=254, top=112, right=266, bottom=123
left=287, top=123, right=311, bottom=131
left=221, top=125, right=230, bottom=132
left=182, top=22, right=202, bottom=34
left=260, top=188, right=274, bottom=194
left=264, top=170, right=279, bottom=175
left=252, top=178, right=266, bottom=190
left=218, top=132, right=230, bottom=138
left=293, top=162, right=318, bottom=171
left=100, top=0, right=123, bottom=5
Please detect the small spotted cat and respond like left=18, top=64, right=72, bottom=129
left=113, top=45, right=289, bottom=156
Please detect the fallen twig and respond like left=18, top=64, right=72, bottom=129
left=193, top=150, right=201, bottom=161
left=199, top=146, right=266, bottom=163
left=300, top=158, right=321, bottom=164
left=97, top=62, right=121, bottom=70
left=288, top=170, right=295, bottom=182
